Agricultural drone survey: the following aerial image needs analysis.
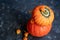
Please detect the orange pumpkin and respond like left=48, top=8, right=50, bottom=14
left=27, top=5, right=54, bottom=37
left=27, top=18, right=52, bottom=37
left=32, top=5, right=54, bottom=26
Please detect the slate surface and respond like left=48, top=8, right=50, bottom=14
left=0, top=0, right=60, bottom=40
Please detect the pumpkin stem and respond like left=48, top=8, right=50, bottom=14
left=40, top=8, right=50, bottom=18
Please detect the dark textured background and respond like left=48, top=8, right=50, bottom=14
left=0, top=0, right=60, bottom=40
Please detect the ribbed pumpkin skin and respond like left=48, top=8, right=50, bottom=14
left=32, top=5, right=54, bottom=26
left=27, top=18, right=52, bottom=37
left=27, top=5, right=54, bottom=37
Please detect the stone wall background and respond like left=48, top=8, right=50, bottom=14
left=0, top=0, right=60, bottom=40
